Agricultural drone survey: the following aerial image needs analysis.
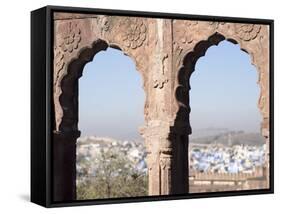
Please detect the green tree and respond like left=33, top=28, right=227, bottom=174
left=77, top=147, right=148, bottom=200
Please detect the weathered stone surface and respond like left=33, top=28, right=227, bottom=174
left=53, top=12, right=270, bottom=200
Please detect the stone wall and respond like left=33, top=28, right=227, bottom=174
left=189, top=166, right=268, bottom=193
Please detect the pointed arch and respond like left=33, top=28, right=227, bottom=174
left=174, top=32, right=266, bottom=139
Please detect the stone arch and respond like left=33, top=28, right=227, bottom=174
left=175, top=31, right=267, bottom=139
left=176, top=32, right=250, bottom=131
left=58, top=39, right=107, bottom=132
left=52, top=15, right=153, bottom=201
left=57, top=39, right=145, bottom=133
left=53, top=36, right=148, bottom=202
left=172, top=22, right=269, bottom=139
left=53, top=16, right=150, bottom=135
left=173, top=27, right=270, bottom=192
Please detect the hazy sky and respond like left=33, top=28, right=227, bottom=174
left=190, top=41, right=261, bottom=133
left=78, top=48, right=145, bottom=140
left=78, top=41, right=261, bottom=140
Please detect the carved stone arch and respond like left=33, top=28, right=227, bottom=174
left=55, top=39, right=147, bottom=134
left=172, top=22, right=270, bottom=193
left=52, top=17, right=150, bottom=200
left=53, top=15, right=150, bottom=134
left=174, top=28, right=269, bottom=139
left=58, top=39, right=107, bottom=133
left=174, top=33, right=226, bottom=135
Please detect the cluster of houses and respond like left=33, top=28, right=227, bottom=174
left=76, top=136, right=147, bottom=183
left=76, top=134, right=266, bottom=184
left=76, top=134, right=267, bottom=192
left=189, top=143, right=266, bottom=174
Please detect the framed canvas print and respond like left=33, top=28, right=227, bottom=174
left=31, top=5, right=274, bottom=207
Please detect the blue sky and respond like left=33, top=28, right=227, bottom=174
left=190, top=41, right=261, bottom=133
left=78, top=48, right=145, bottom=140
left=78, top=40, right=261, bottom=140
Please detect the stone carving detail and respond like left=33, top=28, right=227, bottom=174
left=160, top=154, right=172, bottom=194
left=153, top=75, right=168, bottom=89
left=57, top=22, right=81, bottom=53
left=53, top=22, right=82, bottom=128
left=54, top=47, right=65, bottom=86
left=160, top=156, right=172, bottom=170
left=235, top=24, right=261, bottom=41
left=173, top=41, right=184, bottom=67
left=122, top=18, right=147, bottom=49
left=209, top=21, right=226, bottom=31
left=153, top=54, right=169, bottom=89
left=97, top=15, right=111, bottom=33
left=178, top=21, right=198, bottom=45
left=172, top=20, right=199, bottom=67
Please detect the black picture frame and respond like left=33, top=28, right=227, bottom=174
left=31, top=5, right=274, bottom=208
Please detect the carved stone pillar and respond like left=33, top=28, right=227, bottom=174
left=140, top=120, right=188, bottom=195
left=159, top=152, right=172, bottom=194
left=139, top=18, right=190, bottom=196
left=140, top=121, right=171, bottom=195
left=53, top=130, right=80, bottom=201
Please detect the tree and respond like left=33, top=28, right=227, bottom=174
left=77, top=147, right=148, bottom=200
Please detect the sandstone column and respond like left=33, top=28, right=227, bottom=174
left=140, top=18, right=189, bottom=196
left=53, top=130, right=80, bottom=201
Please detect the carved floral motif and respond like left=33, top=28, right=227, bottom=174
left=54, top=47, right=65, bottom=72
left=173, top=21, right=199, bottom=67
left=54, top=47, right=65, bottom=86
left=121, top=18, right=147, bottom=49
left=54, top=22, right=82, bottom=89
left=97, top=15, right=111, bottom=32
left=179, top=21, right=198, bottom=44
left=209, top=21, right=226, bottom=31
left=235, top=24, right=261, bottom=41
left=58, top=22, right=81, bottom=53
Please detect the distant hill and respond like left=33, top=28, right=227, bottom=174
left=190, top=128, right=230, bottom=139
left=190, top=129, right=265, bottom=146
